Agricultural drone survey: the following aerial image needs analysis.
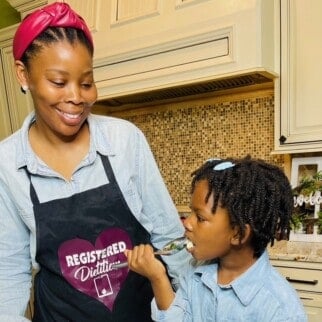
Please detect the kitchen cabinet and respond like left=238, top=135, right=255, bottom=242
left=275, top=0, right=322, bottom=153
left=271, top=259, right=322, bottom=322
left=0, top=24, right=34, bottom=141
left=0, top=53, right=12, bottom=140
left=48, top=0, right=277, bottom=103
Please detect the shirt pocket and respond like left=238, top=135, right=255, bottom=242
left=122, top=177, right=142, bottom=216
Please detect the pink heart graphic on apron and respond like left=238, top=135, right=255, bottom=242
left=58, top=228, right=132, bottom=311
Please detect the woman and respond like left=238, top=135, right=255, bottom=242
left=0, top=3, right=189, bottom=321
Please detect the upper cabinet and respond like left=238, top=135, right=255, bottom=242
left=48, top=0, right=277, bottom=101
left=275, top=0, right=322, bottom=153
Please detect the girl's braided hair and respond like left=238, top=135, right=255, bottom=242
left=20, top=26, right=93, bottom=68
left=191, top=155, right=293, bottom=258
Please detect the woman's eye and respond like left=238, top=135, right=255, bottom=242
left=81, top=83, right=93, bottom=88
left=51, top=80, right=65, bottom=87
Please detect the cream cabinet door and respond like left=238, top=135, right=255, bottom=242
left=303, top=295, right=322, bottom=322
left=0, top=57, right=12, bottom=140
left=1, top=44, right=34, bottom=133
left=54, top=0, right=232, bottom=60
left=275, top=0, right=322, bottom=153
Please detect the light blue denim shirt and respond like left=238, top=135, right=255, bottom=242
left=0, top=112, right=190, bottom=322
left=152, top=251, right=308, bottom=322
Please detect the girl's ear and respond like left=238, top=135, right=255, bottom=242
left=15, top=60, right=29, bottom=90
left=231, top=224, right=252, bottom=245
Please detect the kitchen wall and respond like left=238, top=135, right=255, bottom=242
left=94, top=87, right=322, bottom=259
left=94, top=86, right=284, bottom=207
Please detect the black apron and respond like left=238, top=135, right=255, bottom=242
left=28, top=154, right=154, bottom=321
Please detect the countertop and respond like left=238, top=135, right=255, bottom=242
left=268, top=240, right=322, bottom=263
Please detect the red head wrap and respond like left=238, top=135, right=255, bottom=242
left=13, top=2, right=93, bottom=60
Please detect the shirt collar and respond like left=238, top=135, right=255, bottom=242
left=194, top=251, right=270, bottom=306
left=87, top=113, right=115, bottom=156
left=230, top=251, right=269, bottom=305
left=16, top=112, right=115, bottom=172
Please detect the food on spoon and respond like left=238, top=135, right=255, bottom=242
left=186, top=240, right=194, bottom=250
left=164, top=241, right=179, bottom=251
left=160, top=237, right=187, bottom=254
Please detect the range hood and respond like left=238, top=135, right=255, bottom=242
left=96, top=72, right=273, bottom=110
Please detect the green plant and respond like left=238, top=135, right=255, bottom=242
left=293, top=171, right=322, bottom=195
left=290, top=205, right=312, bottom=232
left=318, top=211, right=322, bottom=234
left=292, top=170, right=322, bottom=234
left=290, top=212, right=303, bottom=232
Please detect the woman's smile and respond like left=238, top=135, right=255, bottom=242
left=56, top=107, right=84, bottom=125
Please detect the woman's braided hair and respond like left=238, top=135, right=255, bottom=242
left=20, top=27, right=93, bottom=68
left=191, top=155, right=293, bottom=258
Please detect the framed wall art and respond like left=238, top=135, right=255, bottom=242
left=290, top=156, right=322, bottom=242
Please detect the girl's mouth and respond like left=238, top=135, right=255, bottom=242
left=186, top=239, right=195, bottom=252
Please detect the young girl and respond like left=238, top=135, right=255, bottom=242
left=125, top=156, right=308, bottom=321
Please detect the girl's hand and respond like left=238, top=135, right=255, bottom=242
left=125, top=244, right=175, bottom=310
left=124, top=244, right=166, bottom=282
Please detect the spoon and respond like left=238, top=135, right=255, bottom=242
left=111, top=236, right=188, bottom=269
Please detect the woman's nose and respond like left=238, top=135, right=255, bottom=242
left=66, top=85, right=83, bottom=104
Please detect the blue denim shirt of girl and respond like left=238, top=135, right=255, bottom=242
left=152, top=251, right=308, bottom=322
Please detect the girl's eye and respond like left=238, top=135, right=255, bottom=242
left=196, top=215, right=205, bottom=223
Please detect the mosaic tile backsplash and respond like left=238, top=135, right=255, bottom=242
left=101, top=88, right=284, bottom=207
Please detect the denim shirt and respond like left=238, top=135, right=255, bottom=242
left=0, top=112, right=190, bottom=322
left=152, top=251, right=308, bottom=322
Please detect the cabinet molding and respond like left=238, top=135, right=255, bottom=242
left=94, top=27, right=232, bottom=100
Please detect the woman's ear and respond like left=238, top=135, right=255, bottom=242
left=15, top=60, right=29, bottom=93
left=231, top=224, right=252, bottom=246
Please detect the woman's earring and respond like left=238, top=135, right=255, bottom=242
left=21, top=85, right=28, bottom=94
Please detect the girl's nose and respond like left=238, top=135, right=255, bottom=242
left=183, top=214, right=193, bottom=231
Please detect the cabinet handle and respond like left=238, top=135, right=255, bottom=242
left=300, top=296, right=314, bottom=301
left=286, top=277, right=318, bottom=285
left=279, top=135, right=287, bottom=144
